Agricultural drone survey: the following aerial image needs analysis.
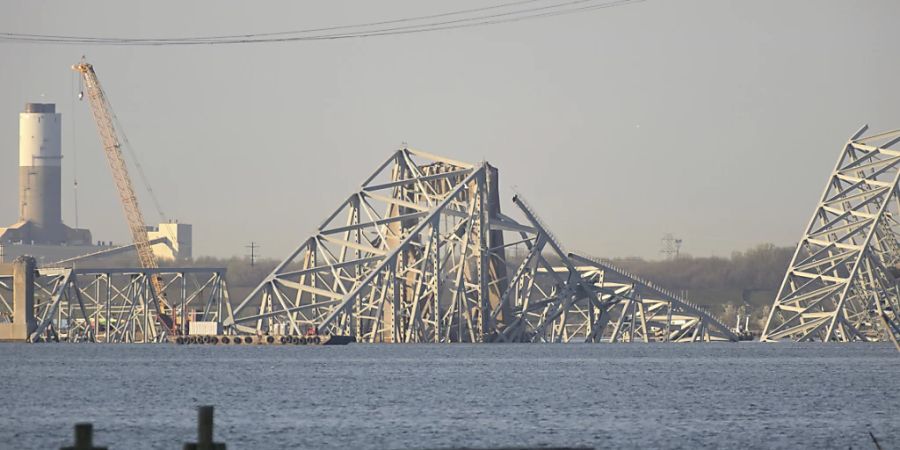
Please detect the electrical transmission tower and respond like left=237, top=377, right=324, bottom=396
left=761, top=126, right=900, bottom=350
left=246, top=242, right=260, bottom=267
left=660, top=233, right=683, bottom=260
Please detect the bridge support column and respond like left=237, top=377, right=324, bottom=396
left=0, top=256, right=35, bottom=341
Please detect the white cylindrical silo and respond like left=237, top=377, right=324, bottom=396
left=18, top=103, right=64, bottom=243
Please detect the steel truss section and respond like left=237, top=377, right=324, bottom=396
left=0, top=275, right=11, bottom=325
left=762, top=126, right=900, bottom=350
left=228, top=148, right=532, bottom=342
left=538, top=254, right=738, bottom=343
left=227, top=148, right=729, bottom=344
left=487, top=194, right=603, bottom=343
left=0, top=267, right=230, bottom=343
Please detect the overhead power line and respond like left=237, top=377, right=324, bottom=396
left=7, top=0, right=548, bottom=43
left=0, top=0, right=644, bottom=46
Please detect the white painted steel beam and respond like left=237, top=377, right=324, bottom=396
left=228, top=148, right=731, bottom=344
left=762, top=126, right=900, bottom=351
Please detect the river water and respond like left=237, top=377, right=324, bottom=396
left=0, top=342, right=898, bottom=449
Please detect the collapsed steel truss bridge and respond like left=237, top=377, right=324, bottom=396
left=225, top=148, right=736, bottom=343
left=762, top=127, right=900, bottom=350
left=0, top=149, right=737, bottom=344
left=0, top=266, right=229, bottom=343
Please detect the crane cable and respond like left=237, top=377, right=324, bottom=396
left=70, top=71, right=80, bottom=230
left=102, top=91, right=181, bottom=253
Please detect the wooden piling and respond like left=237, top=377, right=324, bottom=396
left=184, top=405, right=226, bottom=450
left=61, top=422, right=107, bottom=450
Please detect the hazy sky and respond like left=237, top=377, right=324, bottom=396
left=2, top=1, right=899, bottom=260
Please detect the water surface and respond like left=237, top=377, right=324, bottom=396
left=1, top=342, right=897, bottom=449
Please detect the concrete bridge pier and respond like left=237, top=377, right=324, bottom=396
left=0, top=256, right=35, bottom=342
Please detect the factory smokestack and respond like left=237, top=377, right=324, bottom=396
left=18, top=103, right=64, bottom=243
left=0, top=102, right=93, bottom=261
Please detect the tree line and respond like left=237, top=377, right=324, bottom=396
left=610, top=243, right=793, bottom=301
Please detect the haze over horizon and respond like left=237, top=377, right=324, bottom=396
left=2, top=0, right=899, bottom=260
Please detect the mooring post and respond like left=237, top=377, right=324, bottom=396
left=75, top=424, right=92, bottom=449
left=184, top=405, right=226, bottom=450
left=61, top=422, right=107, bottom=450
left=198, top=405, right=213, bottom=447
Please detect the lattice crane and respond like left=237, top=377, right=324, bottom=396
left=72, top=60, right=175, bottom=335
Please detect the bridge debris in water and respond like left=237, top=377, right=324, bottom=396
left=762, top=127, right=900, bottom=350
left=225, top=148, right=736, bottom=343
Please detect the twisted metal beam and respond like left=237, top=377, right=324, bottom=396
left=229, top=148, right=732, bottom=344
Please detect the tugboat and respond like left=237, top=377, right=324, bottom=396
left=734, top=309, right=756, bottom=341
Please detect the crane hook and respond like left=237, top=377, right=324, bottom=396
left=77, top=65, right=84, bottom=101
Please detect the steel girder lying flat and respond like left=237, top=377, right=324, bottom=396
left=762, top=126, right=900, bottom=350
left=227, top=148, right=733, bottom=344
left=0, top=267, right=230, bottom=343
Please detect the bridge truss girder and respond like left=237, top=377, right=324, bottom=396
left=762, top=126, right=900, bottom=350
left=513, top=254, right=738, bottom=343
left=0, top=267, right=229, bottom=343
left=227, top=149, right=557, bottom=342
left=227, top=148, right=733, bottom=344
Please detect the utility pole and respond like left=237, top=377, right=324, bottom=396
left=246, top=242, right=260, bottom=266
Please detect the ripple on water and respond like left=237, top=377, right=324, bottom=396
left=0, top=342, right=897, bottom=449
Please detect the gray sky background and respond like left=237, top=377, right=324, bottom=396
left=1, top=1, right=899, bottom=260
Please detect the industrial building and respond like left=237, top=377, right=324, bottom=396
left=147, top=222, right=192, bottom=261
left=0, top=103, right=191, bottom=264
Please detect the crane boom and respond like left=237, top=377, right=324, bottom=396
left=72, top=61, right=174, bottom=333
